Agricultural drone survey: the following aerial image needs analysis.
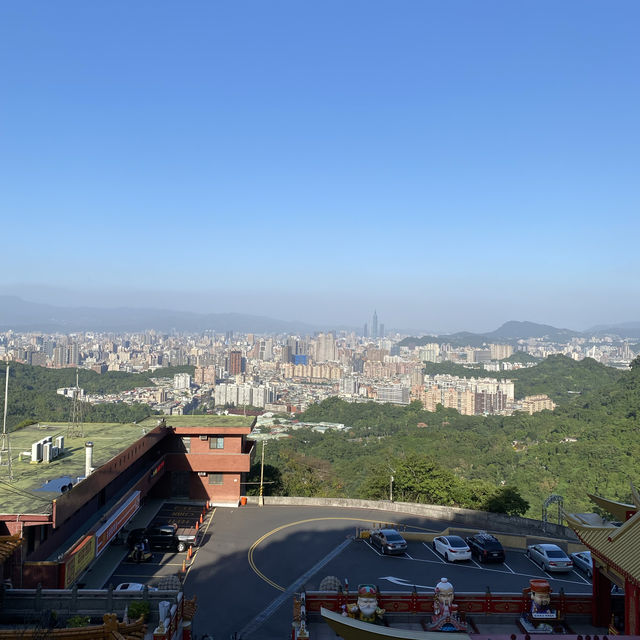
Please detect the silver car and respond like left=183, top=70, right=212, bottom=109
left=527, top=543, right=573, bottom=572
left=570, top=550, right=593, bottom=578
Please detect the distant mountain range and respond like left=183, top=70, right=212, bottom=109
left=1, top=295, right=640, bottom=339
left=0, top=295, right=316, bottom=333
left=399, top=319, right=640, bottom=348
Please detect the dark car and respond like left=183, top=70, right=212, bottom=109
left=465, top=532, right=505, bottom=563
left=127, top=524, right=180, bottom=552
left=369, top=528, right=408, bottom=555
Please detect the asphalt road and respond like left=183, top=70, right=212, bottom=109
left=179, top=505, right=591, bottom=640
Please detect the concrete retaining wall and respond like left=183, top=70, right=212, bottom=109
left=247, top=496, right=577, bottom=540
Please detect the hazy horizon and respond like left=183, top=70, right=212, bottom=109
left=1, top=285, right=638, bottom=335
left=2, top=2, right=639, bottom=333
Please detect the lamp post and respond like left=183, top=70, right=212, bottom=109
left=258, top=440, right=266, bottom=507
left=390, top=475, right=394, bottom=502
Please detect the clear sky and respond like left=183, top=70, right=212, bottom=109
left=1, top=1, right=639, bottom=333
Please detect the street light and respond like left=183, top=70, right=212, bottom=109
left=390, top=475, right=394, bottom=502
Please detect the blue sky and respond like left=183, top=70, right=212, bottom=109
left=1, top=1, right=639, bottom=332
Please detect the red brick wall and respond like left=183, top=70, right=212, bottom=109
left=190, top=472, right=242, bottom=503
left=188, top=434, right=244, bottom=454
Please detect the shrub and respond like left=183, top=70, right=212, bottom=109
left=128, top=600, right=151, bottom=621
left=67, top=615, right=91, bottom=627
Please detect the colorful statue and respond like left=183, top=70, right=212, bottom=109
left=428, top=578, right=467, bottom=632
left=342, top=584, right=385, bottom=624
left=529, top=579, right=555, bottom=618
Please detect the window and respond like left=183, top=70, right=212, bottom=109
left=208, top=473, right=223, bottom=485
left=209, top=437, right=224, bottom=450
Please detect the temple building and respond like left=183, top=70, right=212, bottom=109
left=565, top=483, right=640, bottom=635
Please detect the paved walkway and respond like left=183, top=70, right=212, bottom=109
left=80, top=498, right=164, bottom=589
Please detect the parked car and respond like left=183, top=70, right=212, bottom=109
left=527, top=544, right=573, bottom=572
left=432, top=535, right=471, bottom=562
left=571, top=550, right=593, bottom=578
left=115, top=582, right=157, bottom=592
left=465, top=532, right=505, bottom=563
left=369, top=528, right=408, bottom=555
left=127, top=523, right=197, bottom=553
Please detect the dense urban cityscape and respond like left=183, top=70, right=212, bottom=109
left=1, top=310, right=636, bottom=423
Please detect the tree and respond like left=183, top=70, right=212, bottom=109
left=483, top=486, right=529, bottom=516
left=244, top=462, right=283, bottom=496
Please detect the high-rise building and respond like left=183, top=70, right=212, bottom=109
left=228, top=350, right=244, bottom=375
left=372, top=311, right=378, bottom=339
left=314, top=333, right=337, bottom=362
left=379, top=323, right=384, bottom=339
left=363, top=323, right=368, bottom=338
left=174, top=373, right=192, bottom=390
left=490, top=344, right=514, bottom=361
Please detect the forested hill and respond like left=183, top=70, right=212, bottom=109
left=423, top=354, right=621, bottom=402
left=508, top=355, right=621, bottom=401
left=398, top=321, right=581, bottom=348
left=0, top=363, right=194, bottom=429
left=272, top=357, right=640, bottom=516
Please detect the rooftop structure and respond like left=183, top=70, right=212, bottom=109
left=0, top=421, right=151, bottom=515
left=138, top=414, right=254, bottom=428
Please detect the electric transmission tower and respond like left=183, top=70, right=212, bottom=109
left=67, top=369, right=84, bottom=438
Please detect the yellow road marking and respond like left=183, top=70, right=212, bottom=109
left=248, top=517, right=434, bottom=591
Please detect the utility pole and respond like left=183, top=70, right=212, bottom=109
left=0, top=363, right=14, bottom=481
left=258, top=440, right=266, bottom=507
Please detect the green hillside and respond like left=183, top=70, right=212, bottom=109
left=0, top=362, right=193, bottom=429
left=264, top=357, right=638, bottom=517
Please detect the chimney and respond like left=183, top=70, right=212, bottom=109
left=85, top=441, right=94, bottom=477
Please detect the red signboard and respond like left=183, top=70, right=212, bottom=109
left=95, top=491, right=140, bottom=556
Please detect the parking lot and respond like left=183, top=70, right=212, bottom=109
left=185, top=505, right=593, bottom=639
left=96, top=504, right=594, bottom=638
left=348, top=536, right=593, bottom=594
left=105, top=502, right=210, bottom=589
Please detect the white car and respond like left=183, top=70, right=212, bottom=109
left=432, top=535, right=471, bottom=562
left=115, top=582, right=158, bottom=592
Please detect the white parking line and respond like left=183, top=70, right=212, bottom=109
left=361, top=542, right=588, bottom=587
left=366, top=541, right=383, bottom=557
left=572, top=570, right=591, bottom=585
left=470, top=558, right=482, bottom=569
left=422, top=542, right=446, bottom=563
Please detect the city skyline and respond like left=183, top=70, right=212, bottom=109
left=2, top=2, right=639, bottom=331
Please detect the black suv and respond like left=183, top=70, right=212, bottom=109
left=465, top=532, right=505, bottom=563
left=127, top=524, right=179, bottom=552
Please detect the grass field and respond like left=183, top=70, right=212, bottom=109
left=1, top=421, right=148, bottom=514
left=138, top=414, right=254, bottom=428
